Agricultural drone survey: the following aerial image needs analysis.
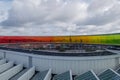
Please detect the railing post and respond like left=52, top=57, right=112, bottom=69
left=115, top=57, right=120, bottom=70
left=3, top=52, right=6, bottom=59
left=28, top=56, right=32, bottom=68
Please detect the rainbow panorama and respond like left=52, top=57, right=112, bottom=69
left=0, top=33, right=120, bottom=80
left=0, top=33, right=120, bottom=45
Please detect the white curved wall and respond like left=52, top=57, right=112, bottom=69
left=0, top=49, right=120, bottom=75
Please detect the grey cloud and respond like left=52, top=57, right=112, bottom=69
left=83, top=2, right=120, bottom=25
left=0, top=0, right=120, bottom=35
left=74, top=0, right=120, bottom=26
left=1, top=0, right=88, bottom=26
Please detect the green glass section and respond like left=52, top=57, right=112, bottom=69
left=98, top=69, right=120, bottom=80
left=31, top=70, right=49, bottom=80
left=53, top=71, right=72, bottom=80
left=74, top=71, right=98, bottom=80
left=91, top=33, right=120, bottom=45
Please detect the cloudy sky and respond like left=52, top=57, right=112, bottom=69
left=0, top=0, right=120, bottom=36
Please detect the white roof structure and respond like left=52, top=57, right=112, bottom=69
left=0, top=48, right=120, bottom=80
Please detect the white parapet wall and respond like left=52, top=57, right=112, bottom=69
left=70, top=70, right=73, bottom=80
left=32, top=55, right=119, bottom=75
left=0, top=59, right=6, bottom=65
left=44, top=69, right=52, bottom=80
left=0, top=64, right=23, bottom=80
left=17, top=66, right=35, bottom=80
left=0, top=49, right=120, bottom=75
left=0, top=61, right=13, bottom=74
